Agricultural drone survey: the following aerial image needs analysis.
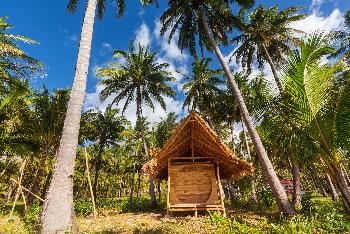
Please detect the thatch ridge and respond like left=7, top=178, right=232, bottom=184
left=143, top=112, right=253, bottom=180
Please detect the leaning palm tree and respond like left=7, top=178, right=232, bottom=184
left=159, top=0, right=296, bottom=215
left=231, top=5, right=306, bottom=92
left=80, top=106, right=129, bottom=202
left=260, top=33, right=350, bottom=212
left=182, top=57, right=224, bottom=127
left=97, top=43, right=176, bottom=206
left=41, top=1, right=155, bottom=232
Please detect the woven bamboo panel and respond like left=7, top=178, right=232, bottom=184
left=169, top=163, right=219, bottom=205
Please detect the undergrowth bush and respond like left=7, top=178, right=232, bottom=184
left=23, top=201, right=41, bottom=233
left=207, top=211, right=266, bottom=234
left=301, top=193, right=350, bottom=232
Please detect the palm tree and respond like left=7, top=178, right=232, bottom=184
left=97, top=43, right=176, bottom=206
left=182, top=57, right=224, bottom=127
left=153, top=112, right=178, bottom=149
left=41, top=1, right=154, bottom=232
left=260, top=33, right=350, bottom=212
left=231, top=5, right=306, bottom=92
left=27, top=88, right=70, bottom=206
left=80, top=106, right=129, bottom=202
left=159, top=0, right=296, bottom=215
left=0, top=16, right=42, bottom=90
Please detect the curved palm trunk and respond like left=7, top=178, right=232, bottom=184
left=136, top=96, right=157, bottom=206
left=28, top=145, right=50, bottom=206
left=261, top=43, right=283, bottom=92
left=200, top=10, right=295, bottom=216
left=41, top=0, right=97, bottom=232
left=325, top=171, right=338, bottom=201
left=291, top=161, right=302, bottom=209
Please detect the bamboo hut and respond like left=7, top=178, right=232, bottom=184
left=143, top=112, right=253, bottom=216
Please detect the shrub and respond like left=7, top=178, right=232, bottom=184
left=23, top=201, right=42, bottom=233
left=258, top=189, right=275, bottom=208
left=207, top=211, right=265, bottom=234
left=271, top=215, right=314, bottom=234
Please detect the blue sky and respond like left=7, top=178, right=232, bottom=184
left=1, top=0, right=350, bottom=124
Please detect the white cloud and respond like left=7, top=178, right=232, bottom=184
left=154, top=20, right=188, bottom=63
left=310, top=0, right=325, bottom=13
left=99, top=42, right=113, bottom=56
left=134, top=22, right=151, bottom=47
left=291, top=9, right=343, bottom=34
left=63, top=34, right=79, bottom=48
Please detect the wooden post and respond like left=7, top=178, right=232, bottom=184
left=216, top=162, right=226, bottom=217
left=191, top=119, right=195, bottom=162
left=84, top=148, right=97, bottom=219
left=10, top=158, right=26, bottom=218
left=10, top=178, right=44, bottom=202
left=167, top=159, right=171, bottom=216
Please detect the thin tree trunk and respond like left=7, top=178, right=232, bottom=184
left=157, top=181, right=161, bottom=203
left=137, top=171, right=141, bottom=198
left=28, top=145, right=50, bottom=206
left=311, top=167, right=327, bottom=196
left=333, top=163, right=350, bottom=213
left=92, top=144, right=104, bottom=202
left=261, top=43, right=283, bottom=92
left=84, top=148, right=97, bottom=219
left=41, top=0, right=97, bottom=232
left=136, top=96, right=157, bottom=206
left=227, top=181, right=237, bottom=206
left=242, top=119, right=257, bottom=203
left=231, top=122, right=236, bottom=154
left=200, top=10, right=295, bottom=216
left=40, top=171, right=52, bottom=202
left=325, top=172, right=338, bottom=201
left=129, top=161, right=136, bottom=204
left=241, top=120, right=251, bottom=160
left=291, top=161, right=302, bottom=209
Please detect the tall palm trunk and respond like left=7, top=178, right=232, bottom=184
left=28, top=145, right=50, bottom=206
left=136, top=95, right=157, bottom=206
left=92, top=144, right=104, bottom=202
left=291, top=161, right=302, bottom=209
left=41, top=0, right=97, bottom=232
left=200, top=10, right=295, bottom=216
left=261, top=43, right=283, bottom=92
left=261, top=43, right=302, bottom=209
left=325, top=172, right=338, bottom=201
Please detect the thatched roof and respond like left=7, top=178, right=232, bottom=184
left=143, top=112, right=253, bottom=180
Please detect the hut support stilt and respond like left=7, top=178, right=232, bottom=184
left=217, top=163, right=226, bottom=217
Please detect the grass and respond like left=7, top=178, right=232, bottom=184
left=1, top=195, right=350, bottom=233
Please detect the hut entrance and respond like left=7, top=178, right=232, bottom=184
left=143, top=112, right=253, bottom=217
left=167, top=158, right=224, bottom=215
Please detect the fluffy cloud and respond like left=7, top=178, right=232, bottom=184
left=153, top=20, right=188, bottom=63
left=134, top=22, right=151, bottom=47
left=291, top=9, right=344, bottom=34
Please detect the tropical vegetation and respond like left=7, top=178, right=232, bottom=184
left=1, top=1, right=350, bottom=233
